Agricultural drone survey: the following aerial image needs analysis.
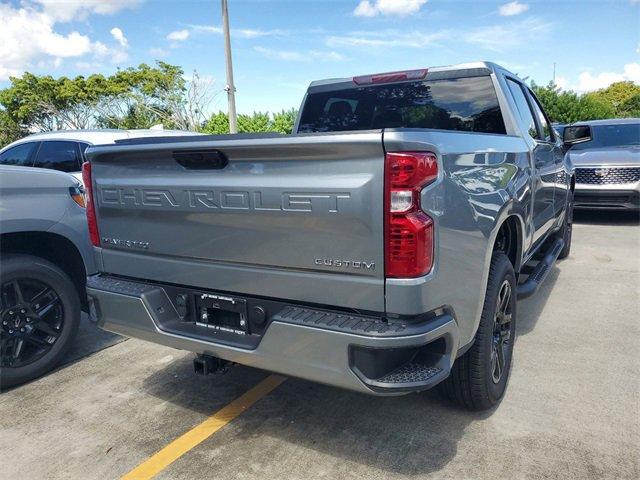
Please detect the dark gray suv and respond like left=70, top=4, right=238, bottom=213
left=566, top=118, right=640, bottom=210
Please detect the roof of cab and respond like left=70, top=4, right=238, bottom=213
left=307, top=61, right=519, bottom=90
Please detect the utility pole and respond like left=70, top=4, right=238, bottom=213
left=553, top=62, right=556, bottom=84
left=221, top=0, right=237, bottom=133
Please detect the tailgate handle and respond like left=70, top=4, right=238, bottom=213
left=173, top=150, right=228, bottom=170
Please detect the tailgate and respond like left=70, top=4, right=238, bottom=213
left=88, top=132, right=385, bottom=312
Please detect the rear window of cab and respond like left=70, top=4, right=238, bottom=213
left=298, top=75, right=506, bottom=135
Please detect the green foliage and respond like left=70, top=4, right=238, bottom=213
left=619, top=94, right=640, bottom=117
left=0, top=62, right=189, bottom=135
left=203, top=111, right=230, bottom=134
left=202, top=110, right=298, bottom=135
left=531, top=81, right=615, bottom=124
left=585, top=81, right=640, bottom=117
left=271, top=109, right=298, bottom=134
left=0, top=109, right=28, bottom=147
left=238, top=112, right=271, bottom=132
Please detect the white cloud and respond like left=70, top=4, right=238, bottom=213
left=93, top=41, right=129, bottom=64
left=498, top=1, right=529, bottom=16
left=464, top=17, right=551, bottom=52
left=36, top=0, right=141, bottom=22
left=167, top=29, right=190, bottom=41
left=189, top=25, right=286, bottom=39
left=326, top=30, right=447, bottom=49
left=149, top=47, right=169, bottom=58
left=354, top=0, right=428, bottom=17
left=0, top=1, right=136, bottom=80
left=110, top=27, right=128, bottom=47
left=554, top=63, right=640, bottom=92
left=254, top=46, right=345, bottom=62
left=572, top=63, right=640, bottom=92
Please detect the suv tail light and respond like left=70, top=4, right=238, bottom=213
left=384, top=152, right=437, bottom=278
left=81, top=162, right=100, bottom=247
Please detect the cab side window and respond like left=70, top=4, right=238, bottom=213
left=0, top=143, right=36, bottom=166
left=527, top=91, right=555, bottom=143
left=506, top=79, right=538, bottom=140
left=33, top=141, right=81, bottom=173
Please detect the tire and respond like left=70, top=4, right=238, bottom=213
left=558, top=190, right=573, bottom=259
left=442, top=251, right=517, bottom=410
left=0, top=254, right=81, bottom=390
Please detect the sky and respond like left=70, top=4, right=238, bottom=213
left=0, top=0, right=639, bottom=114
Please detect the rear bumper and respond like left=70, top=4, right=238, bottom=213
left=86, top=274, right=459, bottom=395
left=574, top=186, right=640, bottom=210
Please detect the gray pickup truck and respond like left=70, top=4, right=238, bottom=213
left=84, top=62, right=580, bottom=410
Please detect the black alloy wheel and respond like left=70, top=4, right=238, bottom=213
left=1, top=278, right=65, bottom=368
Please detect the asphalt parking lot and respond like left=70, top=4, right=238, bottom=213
left=1, top=211, right=638, bottom=480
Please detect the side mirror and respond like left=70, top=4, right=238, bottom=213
left=563, top=125, right=592, bottom=147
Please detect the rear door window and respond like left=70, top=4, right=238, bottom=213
left=527, top=90, right=555, bottom=142
left=298, top=76, right=506, bottom=134
left=0, top=142, right=36, bottom=166
left=506, top=79, right=539, bottom=140
left=33, top=141, right=81, bottom=173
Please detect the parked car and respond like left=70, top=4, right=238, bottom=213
left=564, top=118, right=640, bottom=210
left=0, top=166, right=95, bottom=388
left=84, top=62, right=577, bottom=410
left=0, top=128, right=201, bottom=183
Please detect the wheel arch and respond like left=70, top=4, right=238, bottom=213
left=493, top=215, right=524, bottom=273
left=0, top=231, right=87, bottom=309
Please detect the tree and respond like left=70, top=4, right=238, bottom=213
left=202, top=110, right=298, bottom=135
left=619, top=94, right=640, bottom=118
left=531, top=81, right=614, bottom=124
left=271, top=109, right=297, bottom=134
left=586, top=81, right=640, bottom=117
left=237, top=112, right=271, bottom=132
left=0, top=62, right=217, bottom=136
left=202, top=111, right=230, bottom=134
left=0, top=109, right=27, bottom=147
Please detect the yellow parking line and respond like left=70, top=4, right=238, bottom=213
left=121, top=374, right=287, bottom=480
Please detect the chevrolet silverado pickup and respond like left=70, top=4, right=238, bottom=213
left=84, top=62, right=580, bottom=410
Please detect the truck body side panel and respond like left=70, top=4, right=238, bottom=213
left=383, top=129, right=531, bottom=346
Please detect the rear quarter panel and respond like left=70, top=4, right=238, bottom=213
left=0, top=166, right=95, bottom=273
left=383, top=130, right=531, bottom=347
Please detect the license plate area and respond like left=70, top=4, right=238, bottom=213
left=195, top=293, right=248, bottom=335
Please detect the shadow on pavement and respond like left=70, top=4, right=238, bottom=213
left=142, top=354, right=490, bottom=476
left=573, top=209, right=639, bottom=226
left=517, top=267, right=559, bottom=337
left=1, top=316, right=123, bottom=393
left=62, top=315, right=124, bottom=366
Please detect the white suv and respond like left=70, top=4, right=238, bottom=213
left=0, top=128, right=201, bottom=182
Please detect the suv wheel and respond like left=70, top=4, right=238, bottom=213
left=442, top=251, right=517, bottom=410
left=0, top=254, right=80, bottom=389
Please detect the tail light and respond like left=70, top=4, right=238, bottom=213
left=353, top=68, right=428, bottom=85
left=69, top=186, right=86, bottom=208
left=384, top=152, right=437, bottom=278
left=81, top=162, right=100, bottom=247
